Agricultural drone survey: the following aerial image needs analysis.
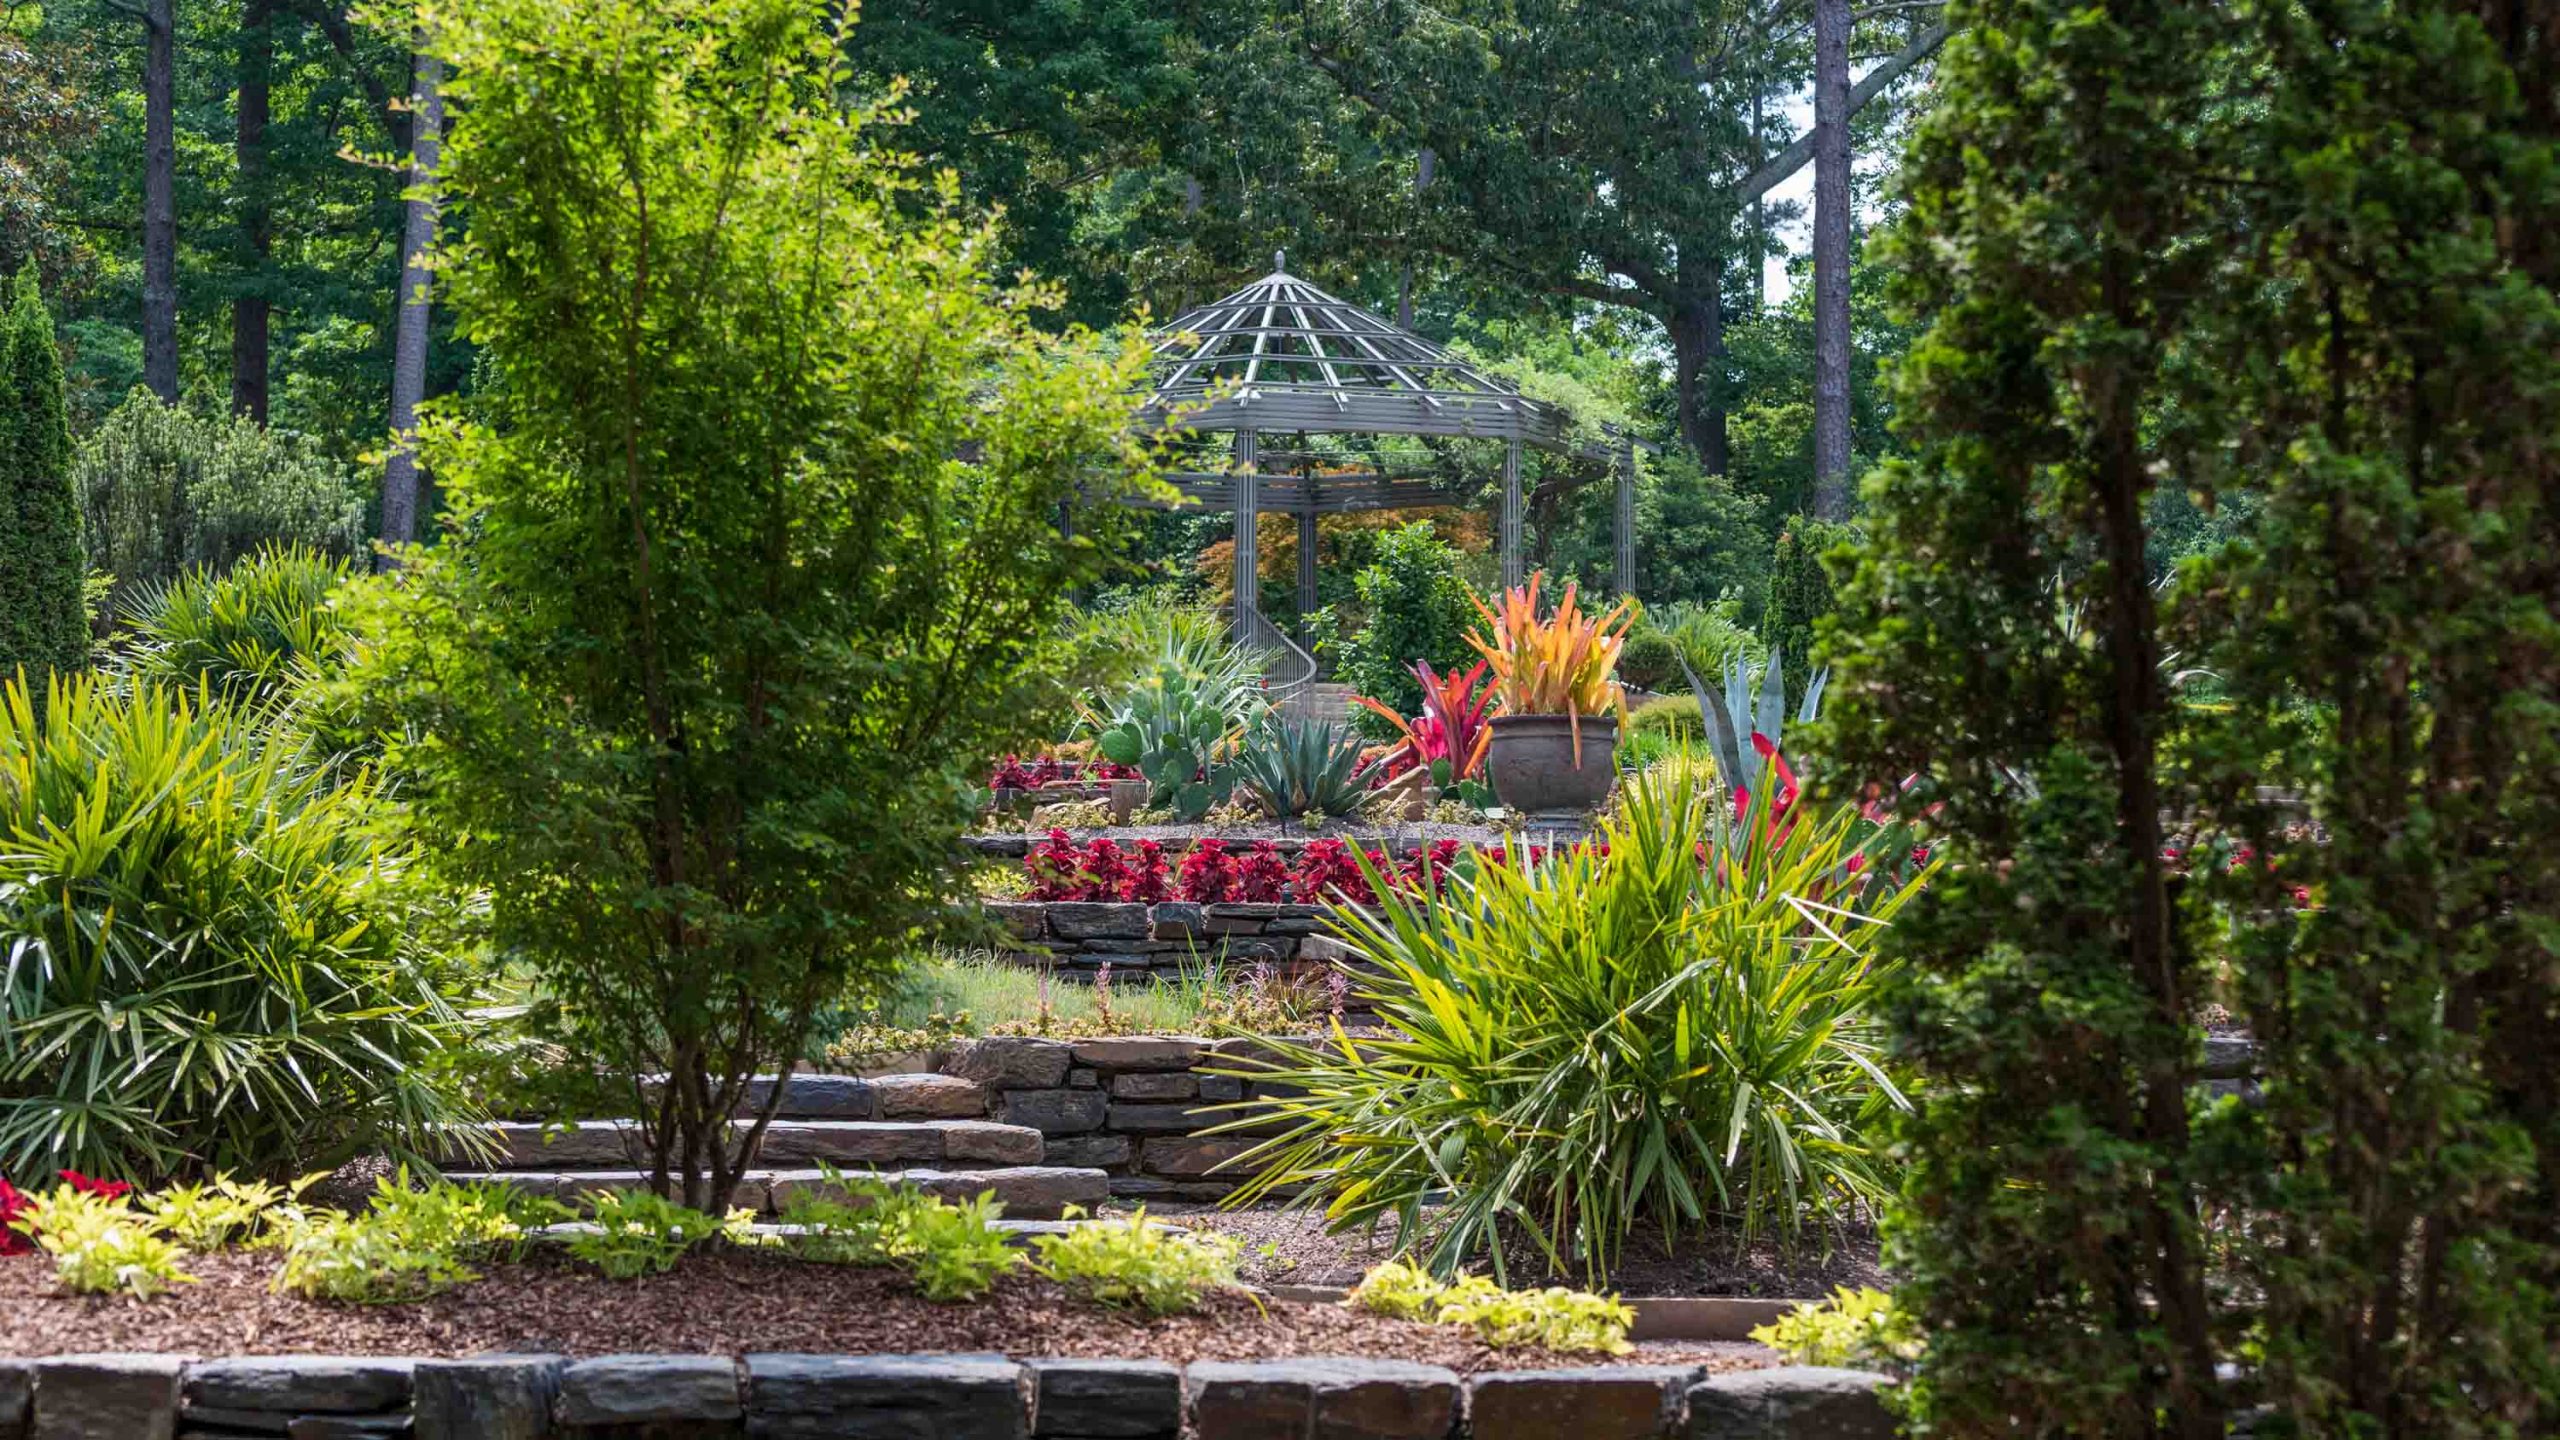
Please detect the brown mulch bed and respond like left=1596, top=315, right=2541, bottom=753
left=0, top=1250, right=1772, bottom=1374
left=1159, top=1207, right=1887, bottom=1300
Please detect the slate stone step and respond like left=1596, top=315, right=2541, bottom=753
left=441, top=1164, right=1111, bottom=1220
left=624, top=1070, right=994, bottom=1121
left=453, top=1118, right=1040, bottom=1170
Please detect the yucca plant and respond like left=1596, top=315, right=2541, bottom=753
left=0, top=674, right=488, bottom=1182
left=117, top=543, right=359, bottom=707
left=1466, top=573, right=1633, bottom=764
left=1231, top=714, right=1370, bottom=820
left=1681, top=647, right=1825, bottom=797
left=1213, top=767, right=1932, bottom=1286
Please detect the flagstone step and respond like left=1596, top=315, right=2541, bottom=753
left=454, top=1118, right=1042, bottom=1171
left=442, top=1165, right=1111, bottom=1220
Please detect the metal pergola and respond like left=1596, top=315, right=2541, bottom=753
left=1133, top=257, right=1646, bottom=642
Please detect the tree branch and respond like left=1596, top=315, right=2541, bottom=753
left=296, top=0, right=407, bottom=149
left=1739, top=23, right=1948, bottom=203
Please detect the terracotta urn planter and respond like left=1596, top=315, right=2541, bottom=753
left=1485, top=714, right=1618, bottom=816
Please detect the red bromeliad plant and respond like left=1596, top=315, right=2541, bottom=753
left=1356, top=660, right=1495, bottom=781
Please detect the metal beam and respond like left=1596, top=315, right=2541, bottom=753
left=1500, top=436, right=1524, bottom=591
left=1233, top=429, right=1258, bottom=626
left=1615, top=433, right=1637, bottom=599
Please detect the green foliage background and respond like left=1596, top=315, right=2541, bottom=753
left=0, top=269, right=86, bottom=686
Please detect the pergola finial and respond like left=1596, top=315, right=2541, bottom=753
left=1273, top=249, right=1285, bottom=274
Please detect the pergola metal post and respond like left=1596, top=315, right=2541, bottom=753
left=1614, top=432, right=1637, bottom=599
left=1232, top=428, right=1258, bottom=626
left=1296, top=465, right=1320, bottom=643
left=1499, top=437, right=1525, bottom=591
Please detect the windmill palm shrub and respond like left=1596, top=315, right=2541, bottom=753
left=0, top=674, right=485, bottom=1182
left=118, top=544, right=358, bottom=707
left=1219, top=769, right=1929, bottom=1285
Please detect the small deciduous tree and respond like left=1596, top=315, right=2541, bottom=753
left=347, top=0, right=1166, bottom=1210
left=0, top=266, right=84, bottom=686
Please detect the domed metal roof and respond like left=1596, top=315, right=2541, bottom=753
left=1141, top=256, right=1570, bottom=447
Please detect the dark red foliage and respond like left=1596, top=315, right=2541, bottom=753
left=1237, top=842, right=1292, bottom=903
left=1176, top=840, right=1238, bottom=904
left=1128, top=840, right=1173, bottom=904
left=0, top=1179, right=28, bottom=1257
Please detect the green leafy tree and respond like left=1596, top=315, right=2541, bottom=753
left=1316, top=520, right=1479, bottom=731
left=347, top=0, right=1165, bottom=1212
left=0, top=267, right=85, bottom=687
left=1829, top=0, right=2560, bottom=1434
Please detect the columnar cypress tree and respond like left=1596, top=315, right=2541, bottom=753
left=0, top=267, right=84, bottom=687
left=1831, top=0, right=2559, bottom=1434
left=1765, top=519, right=1839, bottom=706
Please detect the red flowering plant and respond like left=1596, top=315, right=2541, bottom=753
left=1176, top=839, right=1239, bottom=903
left=1237, top=842, right=1293, bottom=902
left=1026, top=829, right=1090, bottom=900
left=1127, top=840, right=1173, bottom=904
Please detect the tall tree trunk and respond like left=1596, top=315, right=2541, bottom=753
left=1810, top=0, right=1853, bottom=518
left=141, top=0, right=178, bottom=403
left=231, top=0, right=273, bottom=420
left=1750, top=89, right=1767, bottom=314
left=381, top=51, right=442, bottom=559
left=1669, top=293, right=1728, bottom=475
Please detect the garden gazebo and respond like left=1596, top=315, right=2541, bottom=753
left=1134, top=257, right=1645, bottom=663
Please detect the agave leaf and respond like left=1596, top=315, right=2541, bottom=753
left=1754, top=650, right=1786, bottom=747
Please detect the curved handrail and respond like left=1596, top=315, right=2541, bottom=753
left=1234, top=607, right=1319, bottom=716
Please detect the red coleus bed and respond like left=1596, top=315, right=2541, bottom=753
left=1023, top=832, right=1551, bottom=906
left=0, top=1170, right=133, bottom=1256
left=987, top=755, right=1137, bottom=790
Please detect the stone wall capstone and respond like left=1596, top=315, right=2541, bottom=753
left=21, top=1355, right=1891, bottom=1439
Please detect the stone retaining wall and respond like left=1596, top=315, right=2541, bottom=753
left=0, top=1352, right=1893, bottom=1439
left=980, top=900, right=1366, bottom=979
left=936, top=1035, right=1316, bottom=1201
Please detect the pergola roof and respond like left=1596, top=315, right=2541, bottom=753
left=1139, top=258, right=1573, bottom=450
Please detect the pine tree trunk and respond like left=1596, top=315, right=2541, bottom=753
left=381, top=51, right=442, bottom=558
left=141, top=0, right=179, bottom=403
left=1669, top=294, right=1729, bottom=475
left=1810, top=0, right=1853, bottom=518
left=231, top=0, right=273, bottom=421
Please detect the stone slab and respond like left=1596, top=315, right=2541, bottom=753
left=0, top=1359, right=29, bottom=1440
left=1138, top=1136, right=1266, bottom=1179
left=995, top=1089, right=1111, bottom=1136
left=1109, top=1072, right=1197, bottom=1101
left=752, top=1121, right=951, bottom=1166
left=945, top=1038, right=1075, bottom=1090
left=413, top=1354, right=563, bottom=1440
left=872, top=1073, right=990, bottom=1120
left=555, top=1356, right=741, bottom=1425
left=745, top=1354, right=1024, bottom=1440
left=1106, top=1103, right=1213, bottom=1134
left=1302, top=1358, right=1460, bottom=1440
left=1024, top=1359, right=1180, bottom=1439
left=1469, top=1367, right=1694, bottom=1440
left=34, top=1354, right=188, bottom=1440
left=1045, top=903, right=1152, bottom=941
left=188, top=1357, right=416, bottom=1415
left=284, top=1417, right=412, bottom=1438
left=1069, top=1038, right=1205, bottom=1072
left=941, top=1119, right=1049, bottom=1166
left=1042, top=1134, right=1133, bottom=1168
left=742, top=1073, right=879, bottom=1120
left=1148, top=903, right=1204, bottom=941
left=1685, top=1367, right=1893, bottom=1440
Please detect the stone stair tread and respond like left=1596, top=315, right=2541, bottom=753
left=441, top=1164, right=1111, bottom=1220
left=459, top=1118, right=1041, bottom=1171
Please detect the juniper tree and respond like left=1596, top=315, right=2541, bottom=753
left=1828, top=0, right=2560, bottom=1434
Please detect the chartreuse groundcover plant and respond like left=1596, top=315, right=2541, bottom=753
left=345, top=0, right=1166, bottom=1213
left=1218, top=768, right=1930, bottom=1286
left=1348, top=1260, right=1633, bottom=1355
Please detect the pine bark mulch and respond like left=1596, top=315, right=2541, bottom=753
left=0, top=1250, right=1774, bottom=1374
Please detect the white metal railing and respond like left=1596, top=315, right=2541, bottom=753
left=1234, top=607, right=1320, bottom=718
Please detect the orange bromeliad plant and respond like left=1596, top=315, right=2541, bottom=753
left=1465, top=574, right=1634, bottom=763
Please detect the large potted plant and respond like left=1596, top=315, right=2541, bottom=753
left=1468, top=574, right=1633, bottom=816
